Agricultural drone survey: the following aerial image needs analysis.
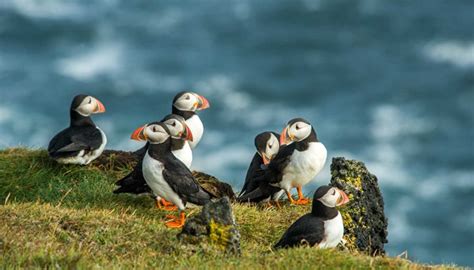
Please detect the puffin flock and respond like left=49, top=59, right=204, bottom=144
left=48, top=92, right=350, bottom=249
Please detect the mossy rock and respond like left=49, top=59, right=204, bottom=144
left=178, top=197, right=241, bottom=255
left=330, top=157, right=389, bottom=255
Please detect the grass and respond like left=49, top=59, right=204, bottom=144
left=0, top=148, right=460, bottom=269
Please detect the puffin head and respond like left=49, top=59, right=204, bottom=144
left=313, top=185, right=350, bottom=208
left=172, top=91, right=210, bottom=112
left=131, top=122, right=171, bottom=144
left=162, top=114, right=194, bottom=142
left=71, top=94, right=106, bottom=117
left=255, top=132, right=280, bottom=165
left=280, top=118, right=313, bottom=145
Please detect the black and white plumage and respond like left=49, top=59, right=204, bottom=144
left=171, top=91, right=210, bottom=149
left=131, top=122, right=210, bottom=228
left=239, top=118, right=327, bottom=205
left=274, top=185, right=350, bottom=249
left=114, top=114, right=193, bottom=195
left=48, top=94, right=107, bottom=165
left=238, top=131, right=283, bottom=203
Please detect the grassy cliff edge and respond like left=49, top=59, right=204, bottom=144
left=0, top=148, right=459, bottom=269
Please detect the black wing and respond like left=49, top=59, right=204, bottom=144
left=162, top=155, right=211, bottom=206
left=114, top=157, right=151, bottom=195
left=263, top=143, right=296, bottom=185
left=133, top=143, right=149, bottom=157
left=48, top=126, right=102, bottom=158
left=274, top=214, right=325, bottom=249
left=239, top=153, right=263, bottom=197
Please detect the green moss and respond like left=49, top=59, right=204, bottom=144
left=0, top=148, right=459, bottom=269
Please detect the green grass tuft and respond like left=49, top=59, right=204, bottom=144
left=0, top=148, right=460, bottom=269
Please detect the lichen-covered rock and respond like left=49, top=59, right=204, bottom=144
left=178, top=197, right=241, bottom=255
left=330, top=157, right=388, bottom=256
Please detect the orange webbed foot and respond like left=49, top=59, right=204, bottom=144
left=293, top=197, right=310, bottom=205
left=165, top=212, right=186, bottom=229
left=156, top=199, right=177, bottom=211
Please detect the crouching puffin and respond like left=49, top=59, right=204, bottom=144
left=131, top=122, right=211, bottom=228
left=171, top=91, right=210, bottom=149
left=113, top=114, right=193, bottom=209
left=238, top=132, right=283, bottom=204
left=48, top=94, right=107, bottom=165
left=274, top=185, right=350, bottom=249
left=242, top=118, right=327, bottom=205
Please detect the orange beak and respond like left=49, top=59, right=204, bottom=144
left=94, top=99, right=106, bottom=113
left=197, top=95, right=210, bottom=110
left=336, top=189, right=350, bottom=206
left=131, top=125, right=147, bottom=141
left=261, top=152, right=270, bottom=165
left=280, top=127, right=289, bottom=145
left=184, top=125, right=194, bottom=142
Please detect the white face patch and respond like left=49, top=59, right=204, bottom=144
left=265, top=133, right=280, bottom=161
left=173, top=92, right=199, bottom=111
left=288, top=121, right=312, bottom=142
left=75, top=96, right=96, bottom=116
left=145, top=124, right=170, bottom=144
left=164, top=119, right=185, bottom=139
left=318, top=187, right=340, bottom=208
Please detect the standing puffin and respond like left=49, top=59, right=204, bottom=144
left=48, top=94, right=107, bottom=165
left=131, top=122, right=211, bottom=228
left=240, top=118, right=327, bottom=205
left=113, top=115, right=193, bottom=205
left=238, top=132, right=283, bottom=203
left=171, top=91, right=210, bottom=149
left=274, top=185, right=350, bottom=249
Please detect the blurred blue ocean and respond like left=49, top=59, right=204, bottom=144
left=0, top=0, right=473, bottom=266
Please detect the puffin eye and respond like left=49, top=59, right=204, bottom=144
left=152, top=126, right=157, bottom=132
left=185, top=95, right=191, bottom=100
left=172, top=121, right=176, bottom=127
left=332, top=189, right=336, bottom=196
left=88, top=98, right=92, bottom=104
left=295, top=124, right=301, bottom=130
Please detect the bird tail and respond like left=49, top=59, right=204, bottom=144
left=237, top=187, right=265, bottom=203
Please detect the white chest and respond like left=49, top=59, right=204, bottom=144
left=186, top=115, right=203, bottom=149
left=319, top=212, right=344, bottom=248
left=172, top=142, right=193, bottom=169
left=85, top=127, right=107, bottom=164
left=142, top=153, right=185, bottom=210
left=280, top=142, right=327, bottom=190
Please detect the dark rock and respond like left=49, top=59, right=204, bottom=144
left=192, top=171, right=236, bottom=201
left=330, top=157, right=389, bottom=256
left=178, top=197, right=241, bottom=255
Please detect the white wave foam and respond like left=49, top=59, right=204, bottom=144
left=0, top=106, right=13, bottom=124
left=367, top=105, right=435, bottom=187
left=424, top=41, right=474, bottom=68
left=195, top=75, right=252, bottom=112
left=56, top=42, right=123, bottom=81
left=2, top=0, right=85, bottom=19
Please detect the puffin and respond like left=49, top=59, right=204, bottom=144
left=238, top=131, right=284, bottom=204
left=113, top=114, right=193, bottom=210
left=239, top=118, right=327, bottom=205
left=131, top=122, right=211, bottom=228
left=48, top=94, right=107, bottom=165
left=171, top=91, right=210, bottom=149
left=274, top=185, right=350, bottom=249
